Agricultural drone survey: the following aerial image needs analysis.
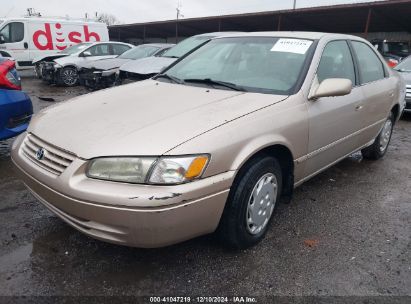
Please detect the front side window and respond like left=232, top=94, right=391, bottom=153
left=0, top=22, right=24, bottom=43
left=352, top=41, right=385, bottom=84
left=165, top=37, right=314, bottom=95
left=317, top=40, right=356, bottom=85
left=86, top=44, right=110, bottom=56
left=63, top=43, right=92, bottom=54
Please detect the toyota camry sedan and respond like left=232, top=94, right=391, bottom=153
left=12, top=32, right=404, bottom=249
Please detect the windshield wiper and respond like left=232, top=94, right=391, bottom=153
left=184, top=78, right=246, bottom=91
left=154, top=73, right=184, bottom=84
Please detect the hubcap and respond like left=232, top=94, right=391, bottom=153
left=62, top=69, right=78, bottom=85
left=246, top=173, right=277, bottom=235
left=379, top=119, right=393, bottom=153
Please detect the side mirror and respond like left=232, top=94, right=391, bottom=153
left=82, top=51, right=92, bottom=57
left=309, top=78, right=352, bottom=100
left=0, top=35, right=5, bottom=44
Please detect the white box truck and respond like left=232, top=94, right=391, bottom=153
left=0, top=17, right=109, bottom=69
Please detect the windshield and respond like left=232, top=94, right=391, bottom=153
left=164, top=37, right=314, bottom=94
left=119, top=45, right=160, bottom=59
left=62, top=43, right=92, bottom=55
left=395, top=56, right=411, bottom=71
left=162, top=36, right=211, bottom=58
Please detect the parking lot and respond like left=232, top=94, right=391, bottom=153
left=0, top=72, right=410, bottom=298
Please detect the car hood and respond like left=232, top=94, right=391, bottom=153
left=32, top=54, right=69, bottom=64
left=79, top=58, right=130, bottom=70
left=28, top=80, right=288, bottom=159
left=120, top=57, right=176, bottom=75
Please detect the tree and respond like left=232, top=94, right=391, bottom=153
left=96, top=13, right=120, bottom=26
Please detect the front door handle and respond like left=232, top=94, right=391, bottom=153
left=355, top=105, right=363, bottom=111
left=23, top=42, right=28, bottom=49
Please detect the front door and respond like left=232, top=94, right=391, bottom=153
left=0, top=22, right=29, bottom=68
left=304, top=40, right=364, bottom=178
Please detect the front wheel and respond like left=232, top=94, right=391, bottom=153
left=361, top=113, right=394, bottom=160
left=218, top=156, right=282, bottom=249
left=59, top=67, right=79, bottom=87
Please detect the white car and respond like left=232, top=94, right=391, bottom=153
left=33, top=41, right=133, bottom=86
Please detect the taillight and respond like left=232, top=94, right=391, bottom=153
left=0, top=60, right=21, bottom=90
left=387, top=58, right=399, bottom=68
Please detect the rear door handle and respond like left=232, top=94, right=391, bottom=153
left=355, top=105, right=363, bottom=111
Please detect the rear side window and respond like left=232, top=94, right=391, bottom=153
left=351, top=41, right=385, bottom=84
left=112, top=44, right=131, bottom=55
left=317, top=40, right=356, bottom=85
left=0, top=22, right=24, bottom=43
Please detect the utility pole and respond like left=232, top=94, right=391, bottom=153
left=175, top=1, right=183, bottom=43
left=293, top=0, right=297, bottom=10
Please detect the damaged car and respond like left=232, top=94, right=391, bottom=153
left=78, top=43, right=174, bottom=90
left=33, top=41, right=133, bottom=86
left=118, top=32, right=239, bottom=84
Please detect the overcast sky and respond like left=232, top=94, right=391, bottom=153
left=1, top=0, right=385, bottom=24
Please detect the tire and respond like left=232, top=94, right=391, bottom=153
left=218, top=156, right=282, bottom=249
left=361, top=112, right=394, bottom=160
left=59, top=67, right=79, bottom=87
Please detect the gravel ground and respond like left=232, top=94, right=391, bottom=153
left=0, top=73, right=410, bottom=302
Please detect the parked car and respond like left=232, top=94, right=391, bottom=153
left=118, top=32, right=239, bottom=84
left=0, top=58, right=32, bottom=140
left=33, top=41, right=133, bottom=86
left=11, top=32, right=404, bottom=249
left=394, top=55, right=411, bottom=113
left=0, top=17, right=109, bottom=70
left=372, top=39, right=411, bottom=67
left=78, top=43, right=174, bottom=90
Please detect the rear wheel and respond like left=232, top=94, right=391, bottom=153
left=59, top=67, right=78, bottom=86
left=218, top=156, right=282, bottom=249
left=361, top=112, right=394, bottom=160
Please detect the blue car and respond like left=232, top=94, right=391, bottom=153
left=0, top=58, right=33, bottom=140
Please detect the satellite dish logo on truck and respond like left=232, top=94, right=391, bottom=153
left=0, top=18, right=109, bottom=69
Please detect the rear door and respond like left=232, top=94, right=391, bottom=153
left=304, top=40, right=365, bottom=177
left=350, top=40, right=395, bottom=146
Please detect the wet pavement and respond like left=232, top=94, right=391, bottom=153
left=0, top=73, right=410, bottom=299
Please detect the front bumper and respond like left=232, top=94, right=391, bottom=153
left=11, top=133, right=233, bottom=248
left=0, top=89, right=33, bottom=140
left=78, top=69, right=117, bottom=90
left=40, top=62, right=59, bottom=84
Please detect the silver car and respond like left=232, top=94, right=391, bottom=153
left=394, top=55, right=411, bottom=113
left=33, top=41, right=133, bottom=86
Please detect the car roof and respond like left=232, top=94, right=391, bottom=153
left=139, top=43, right=175, bottom=48
left=210, top=31, right=362, bottom=41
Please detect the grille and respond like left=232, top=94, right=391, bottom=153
left=406, top=85, right=411, bottom=100
left=21, top=133, right=76, bottom=175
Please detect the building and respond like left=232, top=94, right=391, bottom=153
left=109, top=0, right=411, bottom=44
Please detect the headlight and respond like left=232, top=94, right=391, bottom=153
left=87, top=157, right=156, bottom=183
left=53, top=63, right=62, bottom=69
left=86, top=155, right=209, bottom=184
left=102, top=69, right=119, bottom=77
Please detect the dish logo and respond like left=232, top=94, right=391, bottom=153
left=33, top=23, right=101, bottom=51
